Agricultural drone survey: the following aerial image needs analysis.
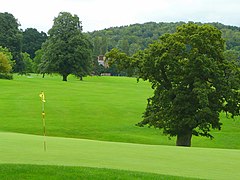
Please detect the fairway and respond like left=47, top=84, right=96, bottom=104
left=1, top=74, right=240, bottom=179
left=1, top=74, right=240, bottom=148
left=1, top=132, right=240, bottom=180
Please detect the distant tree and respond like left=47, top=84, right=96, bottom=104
left=0, top=12, right=23, bottom=73
left=129, top=43, right=141, bottom=55
left=117, top=39, right=130, bottom=55
left=224, top=49, right=240, bottom=66
left=106, top=23, right=240, bottom=147
left=92, top=36, right=108, bottom=57
left=0, top=46, right=14, bottom=79
left=0, top=52, right=11, bottom=73
left=22, top=28, right=47, bottom=59
left=88, top=21, right=240, bottom=61
left=33, top=49, right=43, bottom=73
left=41, top=12, right=93, bottom=81
left=93, top=37, right=103, bottom=57
left=21, top=52, right=34, bottom=73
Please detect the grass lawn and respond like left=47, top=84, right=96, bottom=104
left=1, top=132, right=240, bottom=180
left=0, top=74, right=240, bottom=148
left=0, top=164, right=196, bottom=180
left=1, top=74, right=240, bottom=179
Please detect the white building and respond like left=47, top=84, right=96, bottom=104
left=97, top=55, right=108, bottom=68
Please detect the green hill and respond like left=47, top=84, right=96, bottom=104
left=88, top=22, right=240, bottom=57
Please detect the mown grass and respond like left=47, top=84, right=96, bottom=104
left=0, top=164, right=196, bottom=180
left=0, top=74, right=240, bottom=149
left=1, top=132, right=240, bottom=180
left=1, top=74, right=240, bottom=179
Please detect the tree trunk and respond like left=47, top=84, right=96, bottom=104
left=79, top=76, right=83, bottom=81
left=62, top=74, right=68, bottom=81
left=176, top=131, right=192, bottom=147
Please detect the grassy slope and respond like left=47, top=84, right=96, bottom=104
left=1, top=132, right=240, bottom=180
left=0, top=74, right=240, bottom=148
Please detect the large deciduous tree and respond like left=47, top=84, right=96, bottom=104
left=41, top=12, right=92, bottom=81
left=22, top=28, right=47, bottom=59
left=0, top=12, right=23, bottom=73
left=106, top=23, right=240, bottom=147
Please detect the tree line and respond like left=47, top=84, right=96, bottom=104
left=90, top=21, right=240, bottom=75
left=0, top=12, right=91, bottom=81
left=0, top=12, right=47, bottom=78
left=90, top=21, right=240, bottom=55
left=0, top=12, right=240, bottom=78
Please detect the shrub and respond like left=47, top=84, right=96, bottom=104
left=0, top=73, right=13, bottom=80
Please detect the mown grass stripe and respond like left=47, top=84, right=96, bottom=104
left=1, top=132, right=240, bottom=180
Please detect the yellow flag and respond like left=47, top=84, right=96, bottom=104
left=39, top=91, right=46, bottom=102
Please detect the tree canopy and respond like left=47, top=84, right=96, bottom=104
left=22, top=28, right=47, bottom=59
left=0, top=46, right=14, bottom=74
left=89, top=22, right=240, bottom=76
left=88, top=22, right=240, bottom=56
left=41, top=12, right=93, bottom=81
left=0, top=12, right=23, bottom=73
left=106, top=23, right=240, bottom=146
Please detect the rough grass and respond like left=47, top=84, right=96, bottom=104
left=0, top=164, right=196, bottom=180
left=0, top=74, right=239, bottom=148
left=1, top=132, right=239, bottom=180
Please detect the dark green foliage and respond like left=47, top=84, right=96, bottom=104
left=88, top=22, right=240, bottom=55
left=33, top=49, right=44, bottom=73
left=41, top=12, right=93, bottom=81
left=107, top=23, right=240, bottom=147
left=22, top=28, right=47, bottom=59
left=89, top=22, right=240, bottom=76
left=89, top=22, right=183, bottom=57
left=211, top=22, right=240, bottom=50
left=106, top=48, right=137, bottom=76
left=21, top=52, right=34, bottom=73
left=224, top=49, right=240, bottom=66
left=0, top=12, right=24, bottom=73
left=0, top=73, right=13, bottom=80
left=139, top=23, right=240, bottom=146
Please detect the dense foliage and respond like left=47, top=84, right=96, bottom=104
left=22, top=28, right=47, bottom=59
left=0, top=46, right=14, bottom=79
left=89, top=22, right=240, bottom=55
left=40, top=12, right=93, bottom=81
left=88, top=22, right=240, bottom=76
left=0, top=11, right=240, bottom=77
left=106, top=23, right=240, bottom=146
left=0, top=12, right=23, bottom=73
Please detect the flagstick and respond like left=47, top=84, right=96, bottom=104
left=42, top=104, right=47, bottom=152
left=40, top=91, right=47, bottom=152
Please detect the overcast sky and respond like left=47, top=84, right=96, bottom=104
left=0, top=0, right=239, bottom=33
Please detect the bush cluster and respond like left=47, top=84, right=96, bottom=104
left=0, top=73, right=13, bottom=80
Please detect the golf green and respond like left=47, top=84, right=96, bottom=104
left=1, top=132, right=240, bottom=180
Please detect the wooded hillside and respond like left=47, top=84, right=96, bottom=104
left=88, top=22, right=240, bottom=57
